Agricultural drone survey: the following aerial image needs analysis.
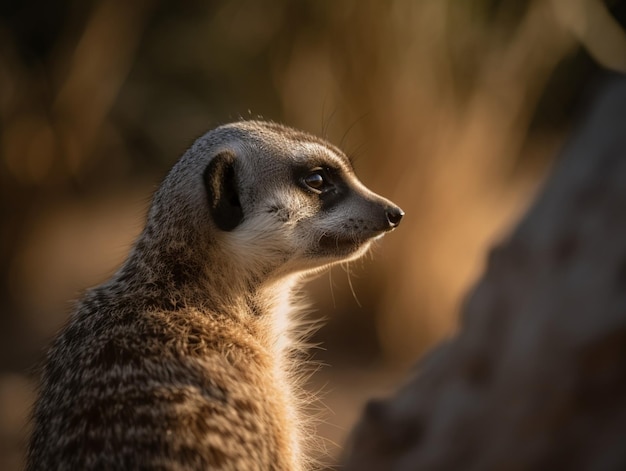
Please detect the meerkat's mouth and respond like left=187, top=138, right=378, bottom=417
left=317, top=231, right=382, bottom=256
left=319, top=234, right=360, bottom=251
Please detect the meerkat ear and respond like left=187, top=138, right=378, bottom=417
left=203, top=151, right=244, bottom=231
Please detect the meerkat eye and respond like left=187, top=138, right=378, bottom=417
left=303, top=169, right=328, bottom=191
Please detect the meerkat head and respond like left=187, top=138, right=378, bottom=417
left=148, top=121, right=403, bottom=285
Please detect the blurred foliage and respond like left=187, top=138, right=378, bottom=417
left=2, top=0, right=625, bottom=468
left=2, top=0, right=620, bottom=365
left=0, top=0, right=623, bottom=366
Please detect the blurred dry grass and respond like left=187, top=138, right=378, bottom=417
left=1, top=0, right=622, bottom=468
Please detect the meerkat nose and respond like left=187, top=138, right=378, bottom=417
left=385, top=205, right=404, bottom=229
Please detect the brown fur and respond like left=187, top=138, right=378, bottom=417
left=27, top=121, right=403, bottom=470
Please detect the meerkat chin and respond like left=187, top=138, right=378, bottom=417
left=27, top=120, right=403, bottom=470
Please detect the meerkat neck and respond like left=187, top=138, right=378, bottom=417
left=114, top=230, right=302, bottom=328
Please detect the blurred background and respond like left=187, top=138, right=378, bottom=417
left=1, top=0, right=624, bottom=468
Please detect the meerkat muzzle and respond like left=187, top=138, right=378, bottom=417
left=385, top=205, right=404, bottom=230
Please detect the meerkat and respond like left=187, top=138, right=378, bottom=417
left=27, top=120, right=403, bottom=470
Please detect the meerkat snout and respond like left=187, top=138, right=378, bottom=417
left=27, top=120, right=403, bottom=471
left=386, top=205, right=404, bottom=228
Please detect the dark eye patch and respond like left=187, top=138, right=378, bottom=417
left=303, top=168, right=329, bottom=192
left=293, top=163, right=349, bottom=210
left=295, top=163, right=336, bottom=191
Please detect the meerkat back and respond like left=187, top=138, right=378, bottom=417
left=27, top=121, right=403, bottom=470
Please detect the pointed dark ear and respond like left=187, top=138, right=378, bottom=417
left=203, top=151, right=244, bottom=231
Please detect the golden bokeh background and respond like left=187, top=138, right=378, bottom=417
left=1, top=0, right=624, bottom=468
